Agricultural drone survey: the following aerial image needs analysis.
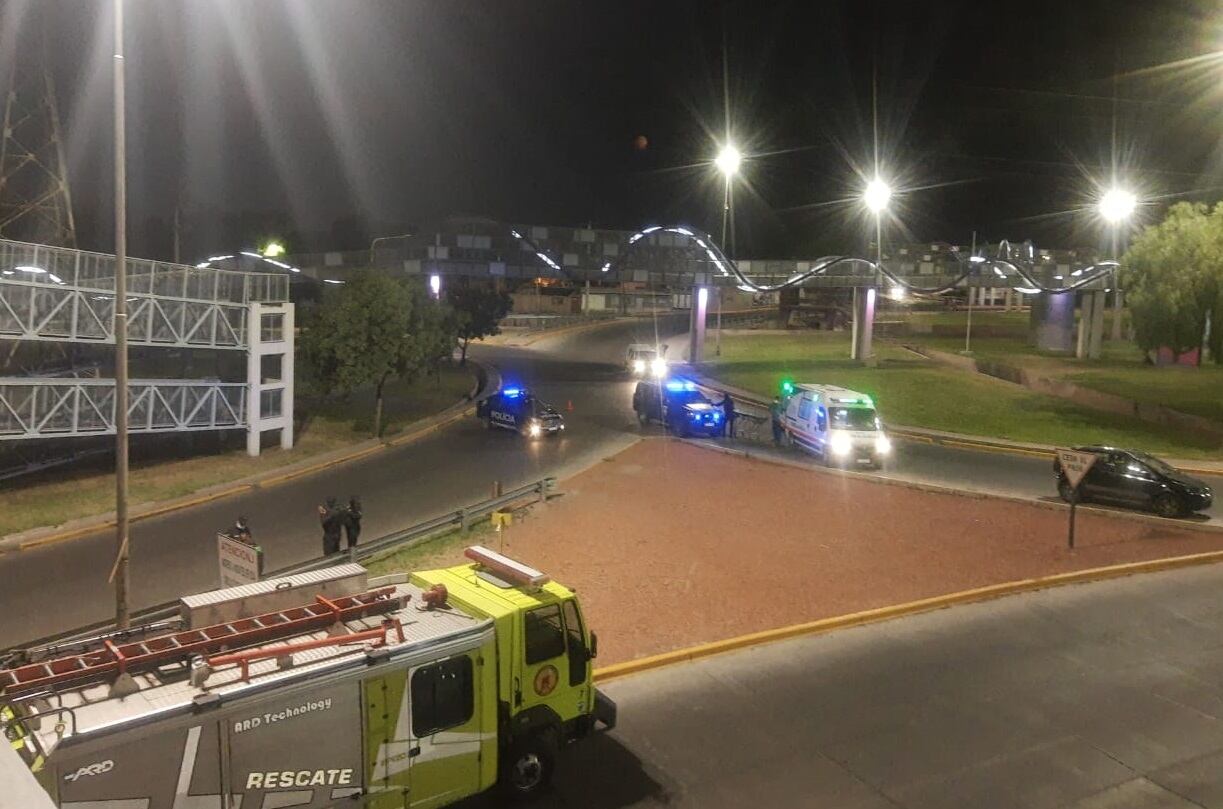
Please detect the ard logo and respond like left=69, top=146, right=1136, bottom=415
left=64, top=759, right=114, bottom=782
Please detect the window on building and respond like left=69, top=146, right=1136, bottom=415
left=411, top=656, right=474, bottom=737
left=260, top=355, right=282, bottom=384
left=525, top=604, right=566, bottom=664
left=260, top=313, right=284, bottom=343
left=260, top=388, right=283, bottom=419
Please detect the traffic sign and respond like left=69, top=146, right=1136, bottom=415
left=217, top=533, right=262, bottom=588
left=1057, top=449, right=1097, bottom=491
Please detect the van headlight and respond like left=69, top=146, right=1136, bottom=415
left=875, top=435, right=892, bottom=456
left=650, top=357, right=667, bottom=377
left=632, top=359, right=645, bottom=374
left=830, top=431, right=852, bottom=456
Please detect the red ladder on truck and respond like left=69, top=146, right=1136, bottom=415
left=0, top=587, right=401, bottom=697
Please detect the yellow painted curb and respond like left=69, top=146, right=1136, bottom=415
left=593, top=548, right=1223, bottom=683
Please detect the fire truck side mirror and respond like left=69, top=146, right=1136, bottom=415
left=589, top=632, right=599, bottom=660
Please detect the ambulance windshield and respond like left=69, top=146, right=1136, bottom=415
left=830, top=406, right=879, bottom=431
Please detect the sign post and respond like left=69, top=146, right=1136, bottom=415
left=217, top=533, right=263, bottom=588
left=1056, top=449, right=1097, bottom=550
left=492, top=510, right=512, bottom=554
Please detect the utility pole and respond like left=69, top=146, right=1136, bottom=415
left=964, top=231, right=976, bottom=354
left=108, top=0, right=131, bottom=629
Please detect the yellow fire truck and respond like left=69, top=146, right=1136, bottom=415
left=1, top=547, right=615, bottom=807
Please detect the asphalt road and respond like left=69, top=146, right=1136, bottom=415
left=465, top=562, right=1223, bottom=809
left=2, top=315, right=1218, bottom=647
left=0, top=317, right=690, bottom=647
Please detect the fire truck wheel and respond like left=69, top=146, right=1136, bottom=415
left=501, top=734, right=556, bottom=798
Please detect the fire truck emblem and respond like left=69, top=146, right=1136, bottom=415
left=533, top=665, right=559, bottom=696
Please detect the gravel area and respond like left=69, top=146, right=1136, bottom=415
left=411, top=439, right=1223, bottom=666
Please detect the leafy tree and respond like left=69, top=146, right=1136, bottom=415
left=1124, top=202, right=1223, bottom=364
left=300, top=273, right=456, bottom=436
left=447, top=281, right=512, bottom=365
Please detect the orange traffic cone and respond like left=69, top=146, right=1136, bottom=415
left=567, top=400, right=574, bottom=412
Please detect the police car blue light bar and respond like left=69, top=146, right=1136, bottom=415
left=502, top=387, right=523, bottom=397
left=664, top=380, right=697, bottom=392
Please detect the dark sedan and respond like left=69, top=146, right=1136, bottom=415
left=1054, top=446, right=1213, bottom=518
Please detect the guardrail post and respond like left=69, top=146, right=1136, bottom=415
left=458, top=508, right=469, bottom=531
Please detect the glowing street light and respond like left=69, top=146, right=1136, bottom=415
left=261, top=241, right=286, bottom=258
left=1098, top=187, right=1137, bottom=223
left=864, top=178, right=891, bottom=213
left=715, top=144, right=741, bottom=177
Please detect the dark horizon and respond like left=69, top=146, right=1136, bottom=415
left=5, top=0, right=1221, bottom=261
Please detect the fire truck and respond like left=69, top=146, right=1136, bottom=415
left=1, top=548, right=615, bottom=807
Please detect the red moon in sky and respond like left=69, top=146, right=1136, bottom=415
left=633, top=134, right=649, bottom=151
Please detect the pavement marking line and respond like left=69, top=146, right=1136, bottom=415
left=3, top=402, right=481, bottom=553
left=593, top=548, right=1223, bottom=683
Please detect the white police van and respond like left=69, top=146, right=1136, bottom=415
left=782, top=384, right=891, bottom=468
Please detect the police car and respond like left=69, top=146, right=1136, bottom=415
left=478, top=386, right=565, bottom=437
left=633, top=378, right=724, bottom=437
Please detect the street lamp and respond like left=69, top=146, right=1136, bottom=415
left=1098, top=187, right=1137, bottom=223
left=1098, top=186, right=1137, bottom=340
left=863, top=177, right=891, bottom=214
left=713, top=143, right=741, bottom=356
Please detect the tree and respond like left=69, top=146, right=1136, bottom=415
left=447, top=281, right=512, bottom=365
left=300, top=273, right=456, bottom=436
left=1124, top=202, right=1223, bottom=364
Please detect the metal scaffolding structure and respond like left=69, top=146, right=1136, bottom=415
left=0, top=238, right=288, bottom=349
left=0, top=378, right=246, bottom=440
left=0, top=12, right=76, bottom=247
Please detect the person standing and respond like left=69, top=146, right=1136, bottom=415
left=344, top=496, right=363, bottom=550
left=318, top=497, right=344, bottom=556
left=770, top=396, right=785, bottom=446
left=720, top=394, right=737, bottom=439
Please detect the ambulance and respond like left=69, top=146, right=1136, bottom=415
left=2, top=548, right=615, bottom=807
left=781, top=384, right=892, bottom=468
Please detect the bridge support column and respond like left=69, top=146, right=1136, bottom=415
left=1029, top=292, right=1074, bottom=352
left=1111, top=289, right=1124, bottom=341
left=246, top=301, right=296, bottom=456
left=1075, top=290, right=1106, bottom=360
left=688, top=285, right=708, bottom=364
left=850, top=287, right=876, bottom=364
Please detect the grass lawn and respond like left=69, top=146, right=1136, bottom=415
left=704, top=332, right=1222, bottom=459
left=365, top=521, right=494, bottom=578
left=0, top=365, right=474, bottom=538
left=907, top=333, right=1223, bottom=425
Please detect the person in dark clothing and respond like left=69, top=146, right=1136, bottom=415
left=318, top=497, right=344, bottom=556
left=770, top=396, right=785, bottom=445
left=227, top=515, right=252, bottom=544
left=720, top=394, right=737, bottom=439
left=344, top=496, right=363, bottom=550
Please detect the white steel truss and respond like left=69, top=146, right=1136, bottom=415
left=0, top=237, right=288, bottom=349
left=0, top=378, right=247, bottom=439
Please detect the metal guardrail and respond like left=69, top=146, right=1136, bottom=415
left=6, top=476, right=557, bottom=657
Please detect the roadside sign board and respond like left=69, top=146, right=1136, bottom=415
left=491, top=511, right=512, bottom=528
left=218, top=533, right=261, bottom=588
left=1057, top=449, right=1097, bottom=491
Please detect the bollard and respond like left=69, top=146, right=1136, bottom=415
left=492, top=481, right=503, bottom=499
left=459, top=508, right=469, bottom=532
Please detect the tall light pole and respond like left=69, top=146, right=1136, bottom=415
left=108, top=0, right=131, bottom=628
left=714, top=143, right=740, bottom=356
left=853, top=177, right=891, bottom=363
left=1098, top=186, right=1136, bottom=341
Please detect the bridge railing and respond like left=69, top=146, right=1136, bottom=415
left=0, top=378, right=247, bottom=439
left=0, top=238, right=288, bottom=303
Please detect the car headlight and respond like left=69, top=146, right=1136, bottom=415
left=528, top=421, right=542, bottom=437
left=830, top=431, right=852, bottom=456
left=875, top=435, right=892, bottom=455
left=650, top=357, right=667, bottom=377
left=632, top=359, right=645, bottom=374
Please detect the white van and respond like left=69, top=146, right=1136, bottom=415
left=625, top=343, right=668, bottom=377
left=782, top=384, right=892, bottom=468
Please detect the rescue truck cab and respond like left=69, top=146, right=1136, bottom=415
left=2, top=548, right=614, bottom=808
left=478, top=386, right=565, bottom=437
left=782, top=384, right=892, bottom=468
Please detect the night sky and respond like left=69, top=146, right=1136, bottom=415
left=12, top=0, right=1223, bottom=260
